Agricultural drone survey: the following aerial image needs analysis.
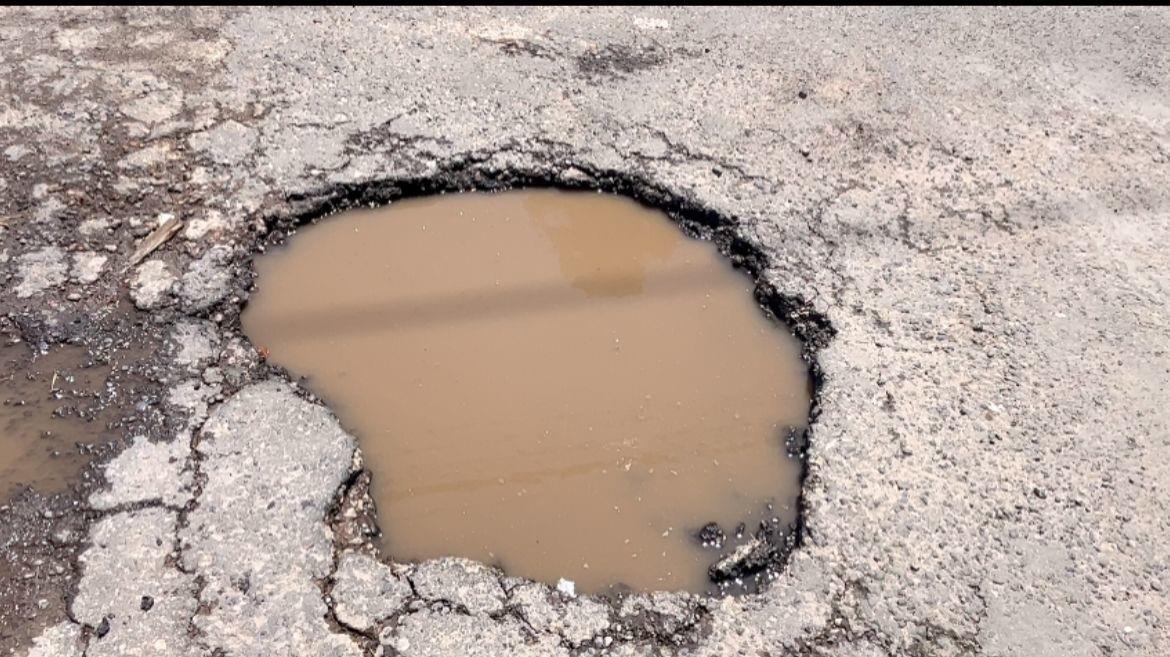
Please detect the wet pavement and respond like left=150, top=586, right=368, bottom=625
left=1, top=6, right=1169, bottom=657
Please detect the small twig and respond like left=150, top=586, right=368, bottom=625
left=50, top=371, right=58, bottom=392
left=127, top=216, right=184, bottom=268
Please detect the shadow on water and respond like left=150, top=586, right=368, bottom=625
left=256, top=262, right=732, bottom=339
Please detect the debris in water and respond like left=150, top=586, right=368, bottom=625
left=708, top=536, right=777, bottom=582
left=697, top=522, right=725, bottom=549
left=556, top=578, right=577, bottom=597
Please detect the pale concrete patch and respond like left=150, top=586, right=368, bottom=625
left=71, top=508, right=199, bottom=657
left=331, top=552, right=412, bottom=632
left=179, top=381, right=360, bottom=657
left=121, top=89, right=184, bottom=124
left=409, top=558, right=506, bottom=616
left=70, top=251, right=107, bottom=285
left=117, top=142, right=172, bottom=169
left=24, top=622, right=83, bottom=657
left=389, top=611, right=567, bottom=657
left=178, top=245, right=233, bottom=311
left=89, top=436, right=193, bottom=511
left=183, top=210, right=231, bottom=240
left=168, top=319, right=221, bottom=371
left=166, top=379, right=221, bottom=431
left=188, top=120, right=256, bottom=166
left=129, top=259, right=176, bottom=309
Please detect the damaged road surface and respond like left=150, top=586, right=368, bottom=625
left=2, top=6, right=1169, bottom=657
left=243, top=189, right=812, bottom=596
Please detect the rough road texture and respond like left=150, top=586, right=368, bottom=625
left=1, top=6, right=1168, bottom=656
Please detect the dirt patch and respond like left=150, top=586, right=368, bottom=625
left=576, top=44, right=671, bottom=79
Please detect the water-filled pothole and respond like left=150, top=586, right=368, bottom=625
left=244, top=189, right=811, bottom=594
left=1, top=343, right=117, bottom=496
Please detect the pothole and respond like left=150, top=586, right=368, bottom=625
left=0, top=342, right=123, bottom=496
left=244, top=188, right=813, bottom=595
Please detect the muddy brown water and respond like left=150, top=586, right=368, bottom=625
left=0, top=343, right=116, bottom=497
left=243, top=190, right=810, bottom=594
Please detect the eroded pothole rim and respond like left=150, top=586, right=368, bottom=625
left=230, top=162, right=834, bottom=644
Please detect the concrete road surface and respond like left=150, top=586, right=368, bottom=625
left=1, top=7, right=1167, bottom=657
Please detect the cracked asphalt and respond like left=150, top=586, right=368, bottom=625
left=2, top=6, right=1169, bottom=657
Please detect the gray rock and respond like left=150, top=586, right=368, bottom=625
left=178, top=245, right=233, bottom=311
left=70, top=251, right=107, bottom=285
left=15, top=246, right=67, bottom=298
left=183, top=209, right=231, bottom=241
left=25, top=622, right=83, bottom=657
left=5, top=144, right=31, bottom=162
left=78, top=218, right=111, bottom=237
left=117, top=143, right=173, bottom=169
left=169, top=319, right=220, bottom=371
left=129, top=259, right=176, bottom=309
